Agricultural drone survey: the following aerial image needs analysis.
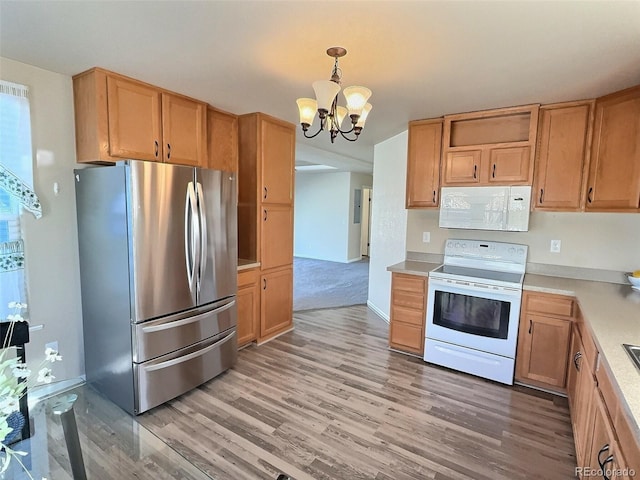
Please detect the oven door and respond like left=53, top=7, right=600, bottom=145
left=425, top=277, right=521, bottom=358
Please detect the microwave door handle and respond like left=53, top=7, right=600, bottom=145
left=196, top=182, right=207, bottom=288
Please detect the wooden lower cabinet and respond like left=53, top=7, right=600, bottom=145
left=260, top=267, right=293, bottom=341
left=515, top=291, right=574, bottom=392
left=237, top=267, right=259, bottom=347
left=389, top=273, right=427, bottom=356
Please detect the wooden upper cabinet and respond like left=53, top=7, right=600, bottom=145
left=73, top=67, right=211, bottom=166
left=406, top=119, right=443, bottom=208
left=442, top=105, right=539, bottom=186
left=161, top=93, right=207, bottom=167
left=533, top=101, right=594, bottom=211
left=261, top=116, right=295, bottom=205
left=261, top=204, right=293, bottom=270
left=443, top=150, right=481, bottom=184
left=488, top=146, right=530, bottom=183
left=586, top=85, right=640, bottom=212
left=107, top=75, right=162, bottom=161
left=208, top=107, right=238, bottom=172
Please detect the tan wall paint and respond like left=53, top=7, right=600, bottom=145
left=407, top=209, right=640, bottom=271
left=1, top=57, right=84, bottom=381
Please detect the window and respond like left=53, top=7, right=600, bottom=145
left=0, top=80, right=40, bottom=321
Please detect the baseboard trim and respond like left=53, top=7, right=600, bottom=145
left=256, top=326, right=295, bottom=346
left=346, top=256, right=363, bottom=263
left=367, top=301, right=389, bottom=322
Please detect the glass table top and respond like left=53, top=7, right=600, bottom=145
left=3, top=384, right=213, bottom=480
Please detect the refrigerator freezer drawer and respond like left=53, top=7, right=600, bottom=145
left=134, top=329, right=237, bottom=414
left=133, top=297, right=236, bottom=363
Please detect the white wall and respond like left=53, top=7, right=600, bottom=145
left=348, top=172, right=373, bottom=261
left=294, top=171, right=351, bottom=262
left=294, top=171, right=372, bottom=263
left=406, top=203, right=640, bottom=271
left=1, top=57, right=84, bottom=382
left=367, top=131, right=408, bottom=320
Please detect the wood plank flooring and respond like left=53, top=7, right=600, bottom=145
left=139, top=305, right=577, bottom=480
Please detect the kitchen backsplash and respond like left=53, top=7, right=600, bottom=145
left=406, top=209, right=640, bottom=274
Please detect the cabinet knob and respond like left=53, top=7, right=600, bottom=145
left=167, top=143, right=171, bottom=160
left=492, top=164, right=496, bottom=178
left=263, top=278, right=267, bottom=290
left=539, top=189, right=544, bottom=204
left=473, top=165, right=477, bottom=179
left=154, top=140, right=159, bottom=158
left=588, top=187, right=593, bottom=204
left=264, top=209, right=267, bottom=221
left=528, top=319, right=532, bottom=334
left=432, top=190, right=436, bottom=203
left=264, top=187, right=268, bottom=200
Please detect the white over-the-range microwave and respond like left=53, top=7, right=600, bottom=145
left=439, top=186, right=532, bottom=232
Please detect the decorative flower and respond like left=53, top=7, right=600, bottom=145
left=44, top=347, right=62, bottom=363
left=11, top=363, right=30, bottom=379
left=36, top=367, right=54, bottom=384
left=1, top=300, right=61, bottom=477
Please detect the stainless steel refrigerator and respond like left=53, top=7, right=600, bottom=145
left=75, top=161, right=237, bottom=414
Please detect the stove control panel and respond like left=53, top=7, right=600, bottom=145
left=444, top=239, right=528, bottom=270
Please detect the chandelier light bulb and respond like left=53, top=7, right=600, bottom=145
left=355, top=103, right=372, bottom=128
left=296, top=98, right=318, bottom=127
left=343, top=86, right=372, bottom=118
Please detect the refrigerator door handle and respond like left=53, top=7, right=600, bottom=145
left=196, top=181, right=208, bottom=291
left=141, top=299, right=235, bottom=333
left=143, top=330, right=236, bottom=372
left=185, top=181, right=200, bottom=299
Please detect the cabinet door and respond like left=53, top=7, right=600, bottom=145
left=488, top=146, right=531, bottom=183
left=161, top=93, right=207, bottom=167
left=261, top=205, right=293, bottom=270
left=516, top=314, right=571, bottom=388
left=389, top=321, right=424, bottom=354
left=237, top=282, right=259, bottom=347
left=442, top=150, right=481, bottom=184
left=586, top=86, right=640, bottom=211
left=534, top=103, right=592, bottom=210
left=107, top=75, right=162, bottom=161
left=260, top=268, right=293, bottom=338
left=261, top=118, right=295, bottom=204
left=406, top=119, right=442, bottom=208
left=208, top=107, right=238, bottom=172
left=586, top=390, right=624, bottom=478
left=574, top=348, right=596, bottom=469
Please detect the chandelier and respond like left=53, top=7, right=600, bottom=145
left=296, top=47, right=372, bottom=143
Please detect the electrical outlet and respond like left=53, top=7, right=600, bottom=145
left=45, top=341, right=59, bottom=353
left=422, top=231, right=431, bottom=243
left=550, top=239, right=561, bottom=253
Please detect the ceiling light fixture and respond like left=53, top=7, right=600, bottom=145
left=296, top=47, right=372, bottom=143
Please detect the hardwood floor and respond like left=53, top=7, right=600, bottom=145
left=139, top=305, right=577, bottom=480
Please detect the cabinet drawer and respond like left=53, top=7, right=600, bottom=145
left=238, top=267, right=259, bottom=287
left=525, top=292, right=574, bottom=317
left=391, top=305, right=425, bottom=327
left=390, top=322, right=424, bottom=353
left=596, top=361, right=619, bottom=421
left=392, top=291, right=425, bottom=310
left=392, top=273, right=426, bottom=294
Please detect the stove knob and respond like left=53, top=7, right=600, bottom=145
left=508, top=247, right=515, bottom=254
left=518, top=248, right=525, bottom=255
left=461, top=242, right=467, bottom=249
left=455, top=242, right=461, bottom=248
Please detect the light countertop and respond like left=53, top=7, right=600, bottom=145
left=238, top=259, right=260, bottom=271
left=524, top=274, right=640, bottom=440
left=387, top=260, right=640, bottom=440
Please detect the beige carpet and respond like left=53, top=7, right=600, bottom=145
left=293, top=257, right=369, bottom=311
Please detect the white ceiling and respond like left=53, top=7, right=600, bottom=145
left=1, top=1, right=640, bottom=174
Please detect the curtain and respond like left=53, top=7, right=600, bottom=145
left=0, top=80, right=40, bottom=320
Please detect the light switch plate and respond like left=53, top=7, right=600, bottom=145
left=422, top=232, right=431, bottom=243
left=550, top=239, right=561, bottom=253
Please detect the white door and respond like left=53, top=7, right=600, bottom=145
left=360, top=187, right=372, bottom=256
